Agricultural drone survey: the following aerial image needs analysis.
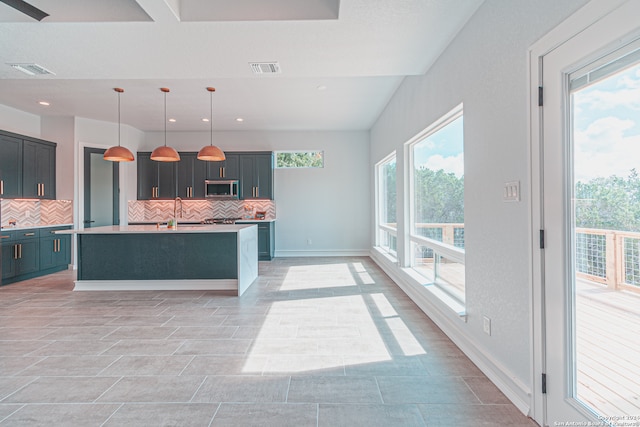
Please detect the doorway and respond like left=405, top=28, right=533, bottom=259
left=532, top=0, right=640, bottom=425
left=84, top=147, right=119, bottom=228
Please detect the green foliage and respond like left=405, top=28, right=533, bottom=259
left=384, top=160, right=397, bottom=223
left=575, top=169, right=640, bottom=232
left=414, top=167, right=464, bottom=224
left=277, top=152, right=324, bottom=168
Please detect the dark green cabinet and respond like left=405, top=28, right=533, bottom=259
left=242, top=221, right=275, bottom=260
left=239, top=153, right=274, bottom=200
left=22, top=140, right=56, bottom=199
left=0, top=130, right=56, bottom=200
left=137, top=152, right=177, bottom=200
left=39, top=226, right=72, bottom=272
left=136, top=151, right=274, bottom=201
left=0, top=133, right=22, bottom=198
left=206, top=153, right=240, bottom=180
left=2, top=226, right=71, bottom=285
left=177, top=153, right=207, bottom=199
left=1, top=229, right=40, bottom=282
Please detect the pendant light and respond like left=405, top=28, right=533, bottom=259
left=150, top=87, right=181, bottom=162
left=103, top=88, right=135, bottom=162
left=197, top=87, right=226, bottom=161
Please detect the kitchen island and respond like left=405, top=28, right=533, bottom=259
left=58, top=224, right=258, bottom=295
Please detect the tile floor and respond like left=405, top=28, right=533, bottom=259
left=0, top=257, right=537, bottom=426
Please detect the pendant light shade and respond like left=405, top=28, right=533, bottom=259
left=197, top=87, right=226, bottom=161
left=104, top=88, right=135, bottom=162
left=151, top=87, right=180, bottom=162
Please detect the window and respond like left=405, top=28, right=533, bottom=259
left=376, top=153, right=397, bottom=258
left=276, top=151, right=324, bottom=168
left=409, top=106, right=465, bottom=302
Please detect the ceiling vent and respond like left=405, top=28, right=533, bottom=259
left=7, top=63, right=55, bottom=76
left=249, top=62, right=281, bottom=75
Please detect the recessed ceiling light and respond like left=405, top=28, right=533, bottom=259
left=202, top=118, right=209, bottom=122
left=236, top=118, right=244, bottom=122
left=38, top=101, right=50, bottom=106
left=168, top=118, right=176, bottom=123
left=317, top=85, right=327, bottom=91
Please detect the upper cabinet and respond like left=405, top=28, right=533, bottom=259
left=135, top=150, right=273, bottom=200
left=0, top=130, right=56, bottom=200
left=239, top=152, right=274, bottom=200
left=206, top=153, right=240, bottom=180
left=137, top=152, right=176, bottom=200
left=0, top=133, right=23, bottom=198
left=177, top=152, right=207, bottom=199
left=22, top=140, right=56, bottom=199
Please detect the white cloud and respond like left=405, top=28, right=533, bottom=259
left=576, top=82, right=640, bottom=111
left=574, top=117, right=640, bottom=182
left=420, top=153, right=464, bottom=178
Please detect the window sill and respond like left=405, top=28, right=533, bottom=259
left=402, top=267, right=467, bottom=321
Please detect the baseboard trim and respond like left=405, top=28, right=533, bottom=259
left=369, top=249, right=532, bottom=417
left=274, top=249, right=370, bottom=257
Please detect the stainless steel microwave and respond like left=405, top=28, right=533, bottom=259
left=205, top=180, right=239, bottom=199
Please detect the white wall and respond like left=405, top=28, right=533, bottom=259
left=76, top=117, right=144, bottom=226
left=369, top=0, right=590, bottom=415
left=143, top=130, right=370, bottom=255
left=0, top=104, right=40, bottom=138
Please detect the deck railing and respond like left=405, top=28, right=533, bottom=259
left=379, top=223, right=640, bottom=293
left=575, top=227, right=640, bottom=292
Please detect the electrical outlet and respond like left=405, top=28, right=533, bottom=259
left=483, top=316, right=491, bottom=336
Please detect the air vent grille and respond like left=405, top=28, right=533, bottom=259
left=249, top=62, right=281, bottom=74
left=7, top=63, right=55, bottom=76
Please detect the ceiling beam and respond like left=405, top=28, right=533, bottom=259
left=134, top=0, right=180, bottom=22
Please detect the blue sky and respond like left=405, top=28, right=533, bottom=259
left=573, top=61, right=640, bottom=182
left=413, top=116, right=464, bottom=178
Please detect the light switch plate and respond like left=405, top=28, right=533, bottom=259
left=503, top=181, right=520, bottom=202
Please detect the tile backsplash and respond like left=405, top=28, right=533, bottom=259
left=128, top=199, right=276, bottom=223
left=1, top=199, right=73, bottom=227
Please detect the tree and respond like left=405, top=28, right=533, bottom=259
left=277, top=152, right=323, bottom=168
left=575, top=170, right=640, bottom=232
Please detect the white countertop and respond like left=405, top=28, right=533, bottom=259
left=1, top=223, right=73, bottom=231
left=56, top=224, right=256, bottom=234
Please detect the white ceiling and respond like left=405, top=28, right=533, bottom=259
left=0, top=0, right=484, bottom=132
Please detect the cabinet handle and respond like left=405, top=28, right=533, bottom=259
left=256, top=186, right=259, bottom=198
left=57, top=239, right=60, bottom=252
left=1, top=179, right=3, bottom=195
left=41, top=183, right=45, bottom=196
left=13, top=244, right=18, bottom=259
left=23, top=232, right=35, bottom=237
left=190, top=187, right=193, bottom=198
left=222, top=167, right=225, bottom=178
left=18, top=243, right=22, bottom=259
left=1, top=235, right=9, bottom=239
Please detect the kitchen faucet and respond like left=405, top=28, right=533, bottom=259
left=174, top=197, right=183, bottom=221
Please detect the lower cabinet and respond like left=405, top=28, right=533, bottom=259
left=1, top=226, right=71, bottom=286
left=40, top=227, right=72, bottom=272
left=242, top=221, right=275, bottom=261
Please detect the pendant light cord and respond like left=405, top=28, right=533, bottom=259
left=210, top=89, right=214, bottom=147
left=164, top=90, right=167, bottom=148
left=117, top=90, right=121, bottom=147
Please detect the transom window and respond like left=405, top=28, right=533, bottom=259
left=275, top=151, right=324, bottom=168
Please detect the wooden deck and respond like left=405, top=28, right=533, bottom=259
left=576, top=279, right=640, bottom=419
left=412, top=262, right=640, bottom=419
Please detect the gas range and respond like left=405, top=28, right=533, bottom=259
left=202, top=217, right=242, bottom=225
